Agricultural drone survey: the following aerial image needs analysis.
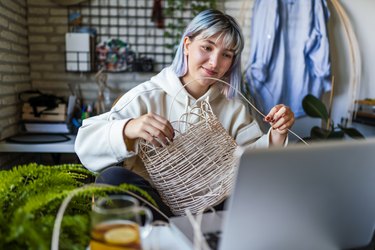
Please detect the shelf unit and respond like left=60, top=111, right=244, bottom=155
left=67, top=0, right=195, bottom=72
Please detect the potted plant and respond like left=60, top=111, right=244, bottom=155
left=0, top=163, right=155, bottom=250
left=302, top=94, right=364, bottom=141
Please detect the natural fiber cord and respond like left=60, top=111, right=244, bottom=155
left=139, top=99, right=240, bottom=216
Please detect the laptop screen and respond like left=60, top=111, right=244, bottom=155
left=220, top=139, right=375, bottom=250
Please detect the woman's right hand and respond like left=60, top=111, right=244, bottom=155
left=123, top=113, right=174, bottom=147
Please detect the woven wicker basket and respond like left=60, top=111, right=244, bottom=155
left=139, top=100, right=239, bottom=215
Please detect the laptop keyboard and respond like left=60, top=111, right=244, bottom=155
left=203, top=231, right=222, bottom=250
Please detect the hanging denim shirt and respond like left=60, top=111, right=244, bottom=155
left=246, top=0, right=331, bottom=117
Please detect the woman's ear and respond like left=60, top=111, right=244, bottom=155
left=183, top=36, right=191, bottom=56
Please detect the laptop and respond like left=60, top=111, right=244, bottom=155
left=171, top=138, right=375, bottom=250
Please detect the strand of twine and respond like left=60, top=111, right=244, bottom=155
left=51, top=183, right=170, bottom=250
left=168, top=77, right=309, bottom=145
left=185, top=209, right=211, bottom=250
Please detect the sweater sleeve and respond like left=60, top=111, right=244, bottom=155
left=230, top=101, right=288, bottom=149
left=74, top=92, right=146, bottom=172
left=229, top=100, right=270, bottom=148
left=74, top=113, right=134, bottom=172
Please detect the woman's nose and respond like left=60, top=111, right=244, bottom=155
left=209, top=53, right=219, bottom=67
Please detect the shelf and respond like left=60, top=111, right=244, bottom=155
left=67, top=0, right=196, bottom=73
left=353, top=113, right=375, bottom=127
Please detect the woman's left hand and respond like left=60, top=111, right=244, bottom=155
left=264, top=104, right=295, bottom=135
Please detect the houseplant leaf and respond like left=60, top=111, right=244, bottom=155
left=310, top=126, right=331, bottom=139
left=327, top=130, right=345, bottom=139
left=302, top=94, right=329, bottom=122
left=338, top=125, right=365, bottom=139
left=311, top=126, right=346, bottom=140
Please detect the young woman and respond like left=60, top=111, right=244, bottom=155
left=75, top=9, right=295, bottom=219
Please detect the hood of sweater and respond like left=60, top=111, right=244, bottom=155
left=150, top=66, right=224, bottom=109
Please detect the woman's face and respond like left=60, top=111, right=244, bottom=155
left=181, top=33, right=234, bottom=98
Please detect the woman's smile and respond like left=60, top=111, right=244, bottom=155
left=201, top=66, right=217, bottom=77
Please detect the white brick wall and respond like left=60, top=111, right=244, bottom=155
left=0, top=0, right=255, bottom=141
left=0, top=0, right=30, bottom=140
left=25, top=0, right=255, bottom=106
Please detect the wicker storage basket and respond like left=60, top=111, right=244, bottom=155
left=139, top=100, right=239, bottom=215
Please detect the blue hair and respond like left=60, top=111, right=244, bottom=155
left=171, top=9, right=244, bottom=99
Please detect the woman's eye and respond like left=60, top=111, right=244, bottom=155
left=202, top=46, right=211, bottom=51
left=223, top=53, right=233, bottom=59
